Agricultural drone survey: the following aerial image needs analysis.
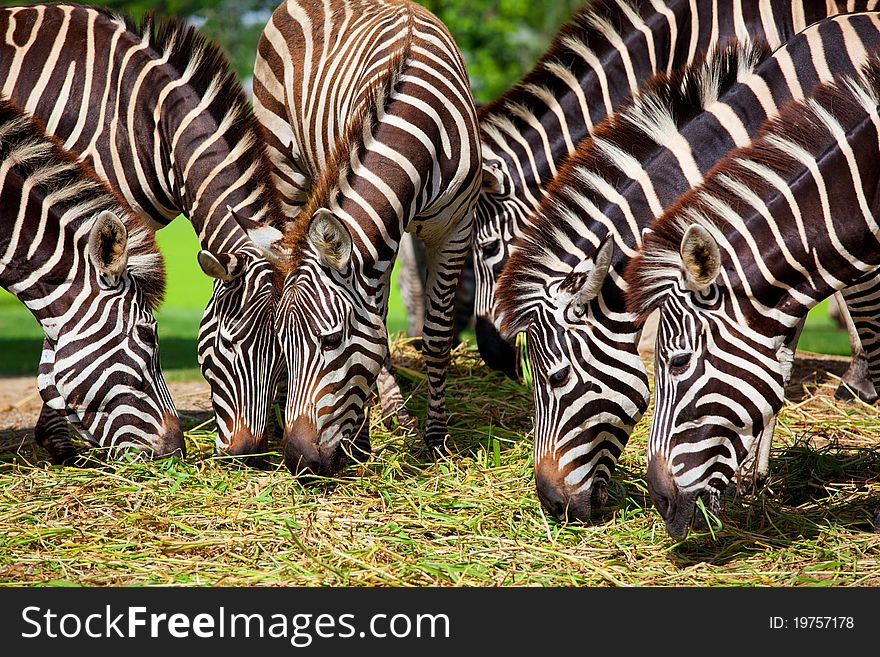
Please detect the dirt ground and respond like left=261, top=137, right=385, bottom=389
left=0, top=378, right=215, bottom=454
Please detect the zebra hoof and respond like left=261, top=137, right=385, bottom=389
left=424, top=432, right=451, bottom=457
left=834, top=382, right=879, bottom=404
left=48, top=448, right=82, bottom=467
left=382, top=407, right=418, bottom=434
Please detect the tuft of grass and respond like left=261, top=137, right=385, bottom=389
left=1, top=339, right=879, bottom=587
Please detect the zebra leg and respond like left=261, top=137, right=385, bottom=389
left=835, top=280, right=880, bottom=403
left=397, top=232, right=427, bottom=346
left=33, top=403, right=82, bottom=466
left=420, top=217, right=472, bottom=453
left=376, top=351, right=418, bottom=433
left=453, top=249, right=476, bottom=343
left=833, top=290, right=878, bottom=403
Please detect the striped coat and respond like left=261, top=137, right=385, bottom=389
left=626, top=54, right=880, bottom=539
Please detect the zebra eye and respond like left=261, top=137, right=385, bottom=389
left=548, top=365, right=570, bottom=388
left=322, top=330, right=343, bottom=350
left=481, top=240, right=501, bottom=257
left=668, top=353, right=691, bottom=372
left=135, top=324, right=157, bottom=347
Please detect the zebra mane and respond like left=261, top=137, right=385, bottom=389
left=624, top=54, right=880, bottom=326
left=0, top=98, right=165, bottom=309
left=279, top=10, right=415, bottom=275
left=495, top=38, right=771, bottom=336
left=97, top=6, right=284, bottom=231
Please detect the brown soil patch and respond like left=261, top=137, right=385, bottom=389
left=0, top=377, right=214, bottom=455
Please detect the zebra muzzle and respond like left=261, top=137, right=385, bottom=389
left=534, top=458, right=608, bottom=522
left=282, top=417, right=348, bottom=478
left=646, top=454, right=697, bottom=540
left=155, top=411, right=186, bottom=459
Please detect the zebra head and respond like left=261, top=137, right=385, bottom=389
left=37, top=211, right=182, bottom=458
left=197, top=227, right=286, bottom=461
left=628, top=224, right=788, bottom=540
left=472, top=151, right=532, bottom=379
left=276, top=209, right=382, bottom=477
left=498, top=236, right=650, bottom=522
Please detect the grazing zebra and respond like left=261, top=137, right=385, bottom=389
left=0, top=4, right=289, bottom=460
left=494, top=13, right=880, bottom=522
left=252, top=0, right=480, bottom=476
left=624, top=55, right=880, bottom=540
left=0, top=96, right=181, bottom=461
left=476, top=0, right=878, bottom=382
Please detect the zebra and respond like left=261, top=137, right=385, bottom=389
left=0, top=4, right=289, bottom=461
left=624, top=54, right=880, bottom=540
left=494, top=12, right=880, bottom=522
left=475, top=0, right=879, bottom=384
left=0, top=95, right=181, bottom=461
left=252, top=0, right=480, bottom=476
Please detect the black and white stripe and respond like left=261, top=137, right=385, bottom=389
left=625, top=54, right=880, bottom=540
left=495, top=12, right=880, bottom=522
left=253, top=0, right=480, bottom=476
left=0, top=96, right=181, bottom=461
left=0, top=4, right=288, bottom=458
left=476, top=0, right=879, bottom=379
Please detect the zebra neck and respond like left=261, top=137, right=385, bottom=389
left=0, top=223, right=91, bottom=340
left=158, top=91, right=274, bottom=258
left=719, top=124, right=880, bottom=337
left=0, top=5, right=275, bottom=258
left=479, top=0, right=699, bottom=204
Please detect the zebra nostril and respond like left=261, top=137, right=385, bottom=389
left=548, top=365, right=570, bottom=388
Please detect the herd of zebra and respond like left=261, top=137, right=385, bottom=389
left=3, top=0, right=880, bottom=542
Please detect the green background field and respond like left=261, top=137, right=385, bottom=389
left=0, top=215, right=852, bottom=380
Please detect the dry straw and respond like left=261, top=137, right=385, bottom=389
left=1, top=340, right=878, bottom=586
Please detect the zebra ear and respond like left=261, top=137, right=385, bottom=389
left=680, top=224, right=721, bottom=292
left=88, top=210, right=129, bottom=280
left=563, top=237, right=614, bottom=309
left=198, top=250, right=245, bottom=281
left=481, top=160, right=504, bottom=194
left=308, top=208, right=352, bottom=272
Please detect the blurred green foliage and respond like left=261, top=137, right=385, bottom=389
left=93, top=0, right=584, bottom=102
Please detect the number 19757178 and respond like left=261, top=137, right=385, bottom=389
left=770, top=617, right=854, bottom=629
